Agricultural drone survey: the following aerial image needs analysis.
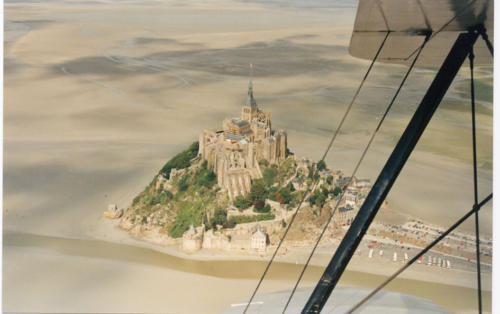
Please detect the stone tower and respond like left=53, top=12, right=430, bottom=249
left=198, top=65, right=288, bottom=200
left=241, top=64, right=257, bottom=122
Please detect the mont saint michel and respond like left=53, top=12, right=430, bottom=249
left=103, top=77, right=492, bottom=281
left=199, top=75, right=287, bottom=200
left=108, top=76, right=374, bottom=254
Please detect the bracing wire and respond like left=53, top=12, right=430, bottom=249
left=477, top=24, right=493, bottom=57
left=403, top=0, right=478, bottom=61
left=345, top=193, right=492, bottom=313
left=244, top=4, right=490, bottom=312
left=469, top=43, right=483, bottom=313
left=280, top=33, right=431, bottom=314
left=241, top=31, right=391, bottom=314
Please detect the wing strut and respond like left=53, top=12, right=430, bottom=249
left=302, top=30, right=480, bottom=313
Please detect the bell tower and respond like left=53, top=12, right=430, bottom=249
left=241, top=63, right=257, bottom=121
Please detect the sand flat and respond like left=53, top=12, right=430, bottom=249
left=3, top=232, right=491, bottom=313
left=3, top=0, right=493, bottom=312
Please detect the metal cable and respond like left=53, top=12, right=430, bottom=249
left=469, top=44, right=483, bottom=313
left=346, top=193, right=492, bottom=313
left=281, top=33, right=430, bottom=314
left=477, top=24, right=493, bottom=57
left=403, top=0, right=478, bottom=61
left=241, top=31, right=391, bottom=314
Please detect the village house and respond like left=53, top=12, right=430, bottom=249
left=335, top=205, right=356, bottom=225
left=251, top=224, right=268, bottom=252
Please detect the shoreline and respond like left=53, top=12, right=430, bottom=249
left=86, top=216, right=492, bottom=291
left=4, top=230, right=492, bottom=313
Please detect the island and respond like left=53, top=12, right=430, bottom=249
left=104, top=77, right=492, bottom=274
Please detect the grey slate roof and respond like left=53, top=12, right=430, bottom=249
left=246, top=80, right=257, bottom=107
left=225, top=133, right=245, bottom=141
left=231, top=118, right=250, bottom=128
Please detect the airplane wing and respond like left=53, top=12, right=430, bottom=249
left=349, top=0, right=493, bottom=66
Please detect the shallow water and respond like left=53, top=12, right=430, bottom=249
left=3, top=0, right=493, bottom=312
left=3, top=232, right=491, bottom=312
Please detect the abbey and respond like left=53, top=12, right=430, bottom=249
left=198, top=77, right=287, bottom=200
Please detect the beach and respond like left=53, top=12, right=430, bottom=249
left=3, top=0, right=493, bottom=313
left=3, top=230, right=492, bottom=313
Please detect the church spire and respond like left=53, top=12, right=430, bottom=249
left=246, top=63, right=257, bottom=107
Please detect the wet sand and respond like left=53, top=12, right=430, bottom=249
left=3, top=232, right=492, bottom=313
left=3, top=0, right=493, bottom=312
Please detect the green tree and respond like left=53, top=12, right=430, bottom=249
left=262, top=167, right=278, bottom=186
left=234, top=195, right=252, bottom=210
left=316, top=192, right=326, bottom=207
left=254, top=199, right=265, bottom=210
left=309, top=189, right=327, bottom=208
left=333, top=186, right=342, bottom=196
left=317, top=160, right=327, bottom=171
left=254, top=203, right=270, bottom=213
left=268, top=186, right=278, bottom=201
left=211, top=209, right=227, bottom=226
left=249, top=179, right=268, bottom=203
left=277, top=187, right=293, bottom=204
left=308, top=166, right=314, bottom=179
left=326, top=175, right=334, bottom=185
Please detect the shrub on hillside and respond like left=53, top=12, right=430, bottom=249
left=254, top=203, right=271, bottom=213
left=195, top=168, right=216, bottom=189
left=268, top=186, right=278, bottom=201
left=333, top=186, right=342, bottom=196
left=276, top=186, right=293, bottom=204
left=227, top=213, right=275, bottom=225
left=254, top=200, right=265, bottom=210
left=167, top=201, right=204, bottom=238
left=249, top=179, right=268, bottom=203
left=326, top=175, right=334, bottom=185
left=281, top=219, right=287, bottom=228
left=262, top=167, right=278, bottom=186
left=210, top=208, right=227, bottom=227
left=309, top=189, right=327, bottom=208
left=234, top=195, right=252, bottom=210
left=159, top=142, right=199, bottom=179
left=177, top=174, right=190, bottom=192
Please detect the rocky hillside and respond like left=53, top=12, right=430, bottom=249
left=118, top=142, right=347, bottom=242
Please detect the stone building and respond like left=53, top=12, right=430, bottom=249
left=103, top=204, right=123, bottom=219
left=198, top=75, right=287, bottom=200
left=182, top=224, right=203, bottom=252
left=336, top=205, right=356, bottom=225
left=202, top=229, right=230, bottom=250
left=343, top=186, right=358, bottom=207
left=251, top=224, right=268, bottom=252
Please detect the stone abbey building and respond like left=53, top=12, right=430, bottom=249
left=198, top=78, right=287, bottom=200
